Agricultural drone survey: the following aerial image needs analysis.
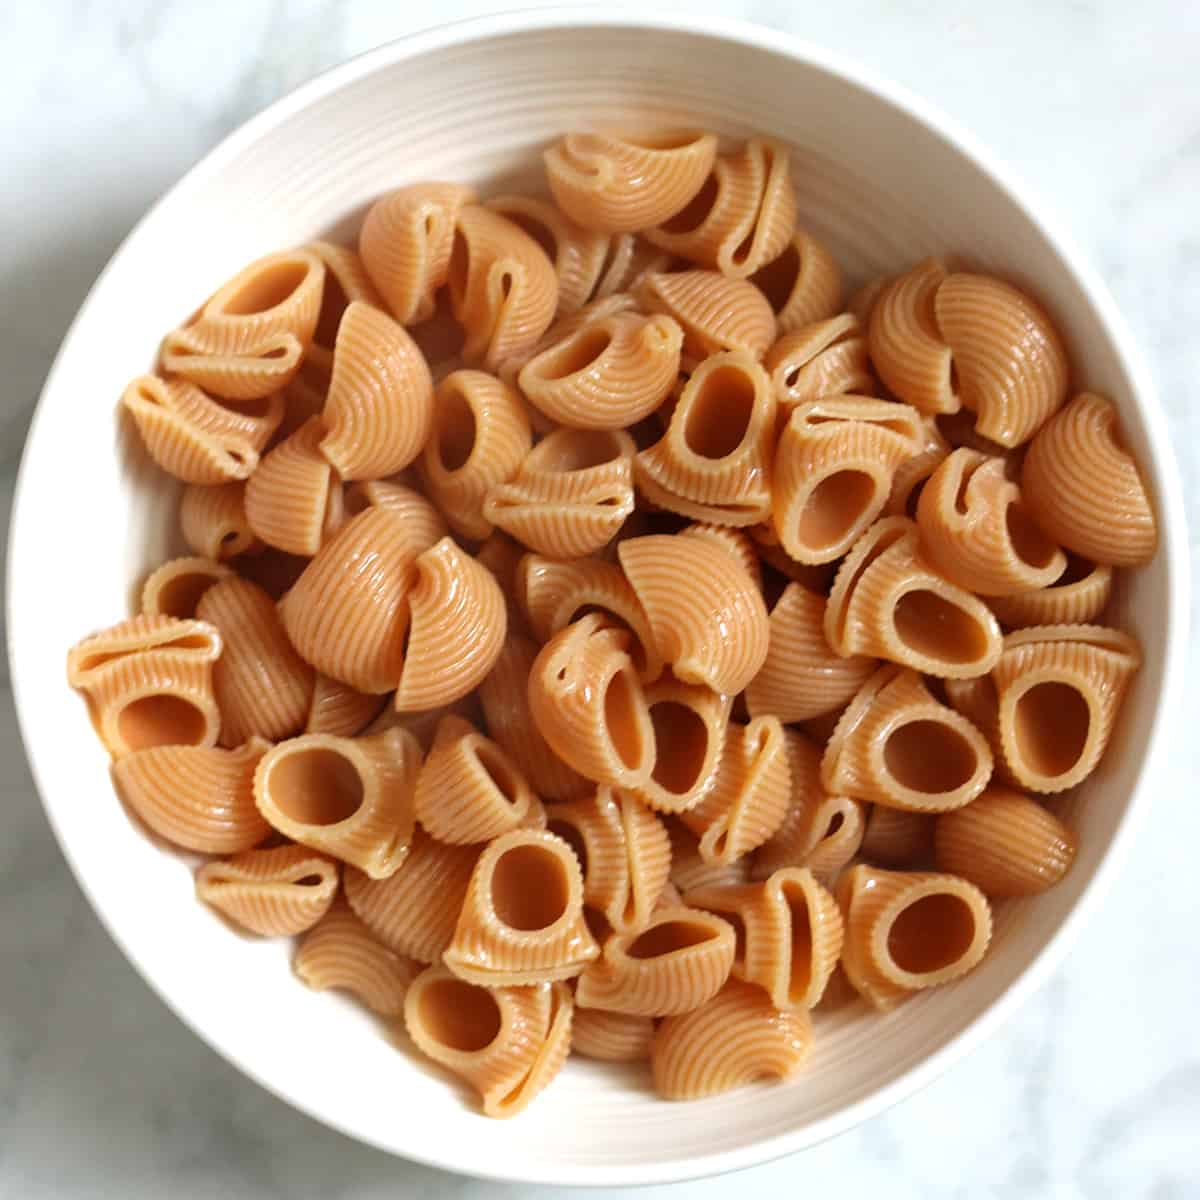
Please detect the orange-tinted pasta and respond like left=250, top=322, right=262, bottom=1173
left=140, top=556, right=233, bottom=619
left=341, top=478, right=448, bottom=551
left=305, top=240, right=384, bottom=348
left=885, top=413, right=951, bottom=518
left=636, top=270, right=776, bottom=361
left=305, top=673, right=386, bottom=737
left=571, top=1007, right=655, bottom=1063
left=988, top=554, right=1113, bottom=629
left=677, top=523, right=763, bottom=589
left=667, top=821, right=751, bottom=893
left=751, top=230, right=843, bottom=333
left=763, top=314, right=874, bottom=414
left=860, top=804, right=935, bottom=869
left=195, top=844, right=339, bottom=936
left=180, top=481, right=261, bottom=560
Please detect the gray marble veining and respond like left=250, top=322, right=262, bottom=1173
left=2, top=2, right=1198, bottom=1197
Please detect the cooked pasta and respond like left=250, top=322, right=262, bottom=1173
left=417, top=370, right=531, bottom=539
left=195, top=844, right=339, bottom=936
left=667, top=821, right=751, bottom=893
left=341, top=478, right=448, bottom=551
left=305, top=240, right=384, bottom=344
left=160, top=326, right=305, bottom=402
left=254, top=728, right=419, bottom=878
left=67, top=613, right=221, bottom=685
left=886, top=413, right=951, bottom=518
left=651, top=978, right=813, bottom=1099
left=636, top=350, right=776, bottom=525
left=483, top=427, right=637, bottom=558
left=112, top=737, right=271, bottom=853
left=196, top=577, right=314, bottom=745
left=415, top=714, right=542, bottom=844
left=1020, top=392, right=1157, bottom=566
left=822, top=665, right=993, bottom=811
left=677, top=523, right=763, bottom=589
left=763, top=314, right=874, bottom=413
left=544, top=130, right=718, bottom=233
left=860, top=805, right=935, bottom=869
left=444, top=829, right=598, bottom=985
left=750, top=230, right=843, bottom=333
left=180, top=480, right=260, bottom=560
left=363, top=692, right=481, bottom=751
left=619, top=533, right=769, bottom=694
left=575, top=905, right=736, bottom=1016
left=571, top=1007, right=655, bottom=1063
left=917, top=448, right=1067, bottom=595
left=636, top=270, right=776, bottom=360
left=140, top=556, right=233, bottom=619
left=988, top=554, right=1113, bottom=629
left=836, top=864, right=993, bottom=1010
left=359, top=181, right=476, bottom=324
left=305, top=673, right=385, bottom=737
left=592, top=236, right=676, bottom=301
left=294, top=899, right=421, bottom=1016
left=847, top=275, right=894, bottom=326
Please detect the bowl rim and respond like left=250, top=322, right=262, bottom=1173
left=6, top=6, right=1190, bottom=1187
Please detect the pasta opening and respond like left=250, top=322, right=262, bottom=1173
left=1014, top=682, right=1090, bottom=778
left=627, top=919, right=715, bottom=959
left=893, top=590, right=989, bottom=664
left=1005, top=503, right=1057, bottom=568
left=721, top=910, right=748, bottom=967
left=547, top=820, right=589, bottom=876
left=884, top=720, right=977, bottom=795
left=886, top=893, right=977, bottom=974
left=539, top=326, right=612, bottom=381
left=1055, top=552, right=1095, bottom=588
left=782, top=879, right=814, bottom=1004
left=546, top=430, right=623, bottom=473
left=627, top=130, right=706, bottom=151
left=648, top=701, right=708, bottom=796
left=154, top=573, right=218, bottom=618
left=419, top=977, right=501, bottom=1052
left=750, top=241, right=800, bottom=312
left=477, top=744, right=520, bottom=805
left=505, top=213, right=557, bottom=261
left=294, top=874, right=324, bottom=887
left=268, top=747, right=365, bottom=826
left=117, top=695, right=208, bottom=752
left=447, top=231, right=470, bottom=307
left=797, top=470, right=877, bottom=550
left=491, top=843, right=570, bottom=930
left=222, top=260, right=309, bottom=316
left=605, top=668, right=646, bottom=770
left=315, top=273, right=349, bottom=348
left=683, top=366, right=755, bottom=459
left=436, top=384, right=477, bottom=472
left=658, top=173, right=718, bottom=235
left=77, top=631, right=214, bottom=675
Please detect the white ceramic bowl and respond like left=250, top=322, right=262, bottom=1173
left=7, top=9, right=1189, bottom=1187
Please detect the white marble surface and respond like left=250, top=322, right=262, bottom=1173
left=2, top=2, right=1198, bottom=1196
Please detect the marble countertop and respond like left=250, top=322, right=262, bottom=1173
left=2, top=2, right=1198, bottom=1197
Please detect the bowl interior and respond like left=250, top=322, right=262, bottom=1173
left=8, top=14, right=1184, bottom=1187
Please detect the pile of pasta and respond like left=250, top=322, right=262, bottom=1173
left=68, top=129, right=1158, bottom=1116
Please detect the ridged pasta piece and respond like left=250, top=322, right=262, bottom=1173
left=937, top=407, right=1021, bottom=460
left=448, top=205, right=558, bottom=371
left=160, top=327, right=305, bottom=401
left=194, top=576, right=313, bottom=747
left=619, top=533, right=770, bottom=694
left=318, top=301, right=434, bottom=480
left=474, top=529, right=528, bottom=634
left=836, top=863, right=993, bottom=1010
left=244, top=417, right=342, bottom=557
left=275, top=341, right=333, bottom=442
left=180, top=481, right=260, bottom=560
left=527, top=614, right=655, bottom=789
left=677, top=523, right=763, bottom=589
left=751, top=230, right=843, bottom=333
left=824, top=516, right=1003, bottom=678
left=121, top=375, right=283, bottom=484
left=635, top=350, right=776, bottom=525
left=140, top=556, right=233, bottom=618
left=392, top=536, right=507, bottom=712
left=416, top=370, right=531, bottom=539
left=745, top=582, right=876, bottom=723
left=415, top=714, right=542, bottom=844
left=279, top=507, right=423, bottom=694
left=822, top=665, right=993, bottom=811
left=1020, top=392, right=1157, bottom=566
left=112, top=737, right=271, bottom=853
left=687, top=866, right=843, bottom=1009
left=934, top=785, right=1076, bottom=897
left=195, top=844, right=338, bottom=936
left=917, top=448, right=1066, bottom=595
left=592, top=236, right=676, bottom=300
left=345, top=830, right=480, bottom=962
left=232, top=548, right=308, bottom=601
left=645, top=138, right=795, bottom=278
left=934, top=271, right=1069, bottom=447
left=305, top=240, right=384, bottom=344
left=544, top=787, right=671, bottom=935
left=861, top=805, right=935, bottom=868
left=886, top=413, right=951, bottom=518
left=636, top=270, right=776, bottom=360
left=575, top=904, right=736, bottom=1015
left=518, top=312, right=683, bottom=431
left=652, top=977, right=812, bottom=1099
left=679, top=717, right=791, bottom=864
left=632, top=675, right=730, bottom=814
left=305, top=673, right=385, bottom=737
left=67, top=613, right=221, bottom=685
left=358, top=182, right=476, bottom=324
left=363, top=692, right=481, bottom=752
left=571, top=1008, right=654, bottom=1063
left=771, top=397, right=924, bottom=564
left=988, top=554, right=1113, bottom=629
left=941, top=674, right=1011, bottom=789
left=992, top=624, right=1141, bottom=793
left=484, top=427, right=636, bottom=558
left=486, top=193, right=610, bottom=316
left=763, top=314, right=874, bottom=414
left=294, top=899, right=420, bottom=1016
left=254, top=728, right=419, bottom=878
left=668, top=821, right=750, bottom=892
left=748, top=523, right=840, bottom=593
left=847, top=275, right=894, bottom=326
left=444, top=830, right=598, bottom=985
left=341, top=478, right=448, bottom=551
left=544, top=130, right=719, bottom=234
left=478, top=635, right=590, bottom=802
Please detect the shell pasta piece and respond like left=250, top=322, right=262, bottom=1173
left=112, top=737, right=271, bottom=853
left=860, top=805, right=935, bottom=869
left=444, top=830, right=598, bottom=985
left=636, top=270, right=776, bottom=361
left=67, top=614, right=221, bottom=685
left=294, top=900, right=421, bottom=1016
left=571, top=1008, right=655, bottom=1063
left=544, top=130, right=718, bottom=234
left=180, top=481, right=260, bottom=560
left=988, top=554, right=1113, bottom=629
left=1020, top=392, right=1157, bottom=566
left=304, top=241, right=384, bottom=351
left=763, top=314, right=874, bottom=414
left=305, top=673, right=385, bottom=737
left=160, top=326, right=305, bottom=402
left=668, top=821, right=751, bottom=893
left=751, top=230, right=843, bottom=333
left=195, top=844, right=338, bottom=936
left=341, top=479, right=448, bottom=551
left=651, top=978, right=813, bottom=1099
left=575, top=905, right=736, bottom=1016
left=140, top=556, right=233, bottom=619
left=836, top=864, right=993, bottom=1010
left=254, top=728, right=419, bottom=878
left=886, top=413, right=951, bottom=518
